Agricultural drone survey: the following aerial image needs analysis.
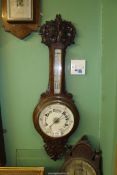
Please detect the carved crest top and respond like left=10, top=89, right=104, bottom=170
left=40, top=15, right=76, bottom=47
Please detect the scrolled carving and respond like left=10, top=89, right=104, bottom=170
left=40, top=14, right=76, bottom=47
left=44, top=139, right=69, bottom=161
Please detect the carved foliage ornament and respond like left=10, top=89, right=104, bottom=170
left=40, top=15, right=76, bottom=47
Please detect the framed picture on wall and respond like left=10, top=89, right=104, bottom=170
left=7, top=0, right=33, bottom=21
left=0, top=167, right=44, bottom=175
left=2, top=0, right=40, bottom=39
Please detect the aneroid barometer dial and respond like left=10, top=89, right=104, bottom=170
left=39, top=103, right=74, bottom=137
left=33, top=15, right=80, bottom=160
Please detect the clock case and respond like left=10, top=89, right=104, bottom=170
left=33, top=15, right=80, bottom=160
left=60, top=135, right=102, bottom=175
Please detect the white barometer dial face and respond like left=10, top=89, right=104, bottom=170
left=39, top=103, right=74, bottom=137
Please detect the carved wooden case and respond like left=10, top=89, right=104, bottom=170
left=33, top=15, right=80, bottom=160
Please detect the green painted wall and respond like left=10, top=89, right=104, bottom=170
left=0, top=0, right=116, bottom=174
left=100, top=0, right=117, bottom=174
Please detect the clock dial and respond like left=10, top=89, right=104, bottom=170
left=62, top=158, right=96, bottom=175
left=39, top=103, right=74, bottom=137
left=54, top=49, right=62, bottom=94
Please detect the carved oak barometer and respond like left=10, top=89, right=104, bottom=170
left=33, top=15, right=80, bottom=160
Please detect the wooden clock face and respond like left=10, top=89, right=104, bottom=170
left=33, top=15, right=80, bottom=160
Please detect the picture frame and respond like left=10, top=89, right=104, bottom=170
left=7, top=0, right=33, bottom=21
left=0, top=167, right=44, bottom=175
left=2, top=0, right=40, bottom=39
